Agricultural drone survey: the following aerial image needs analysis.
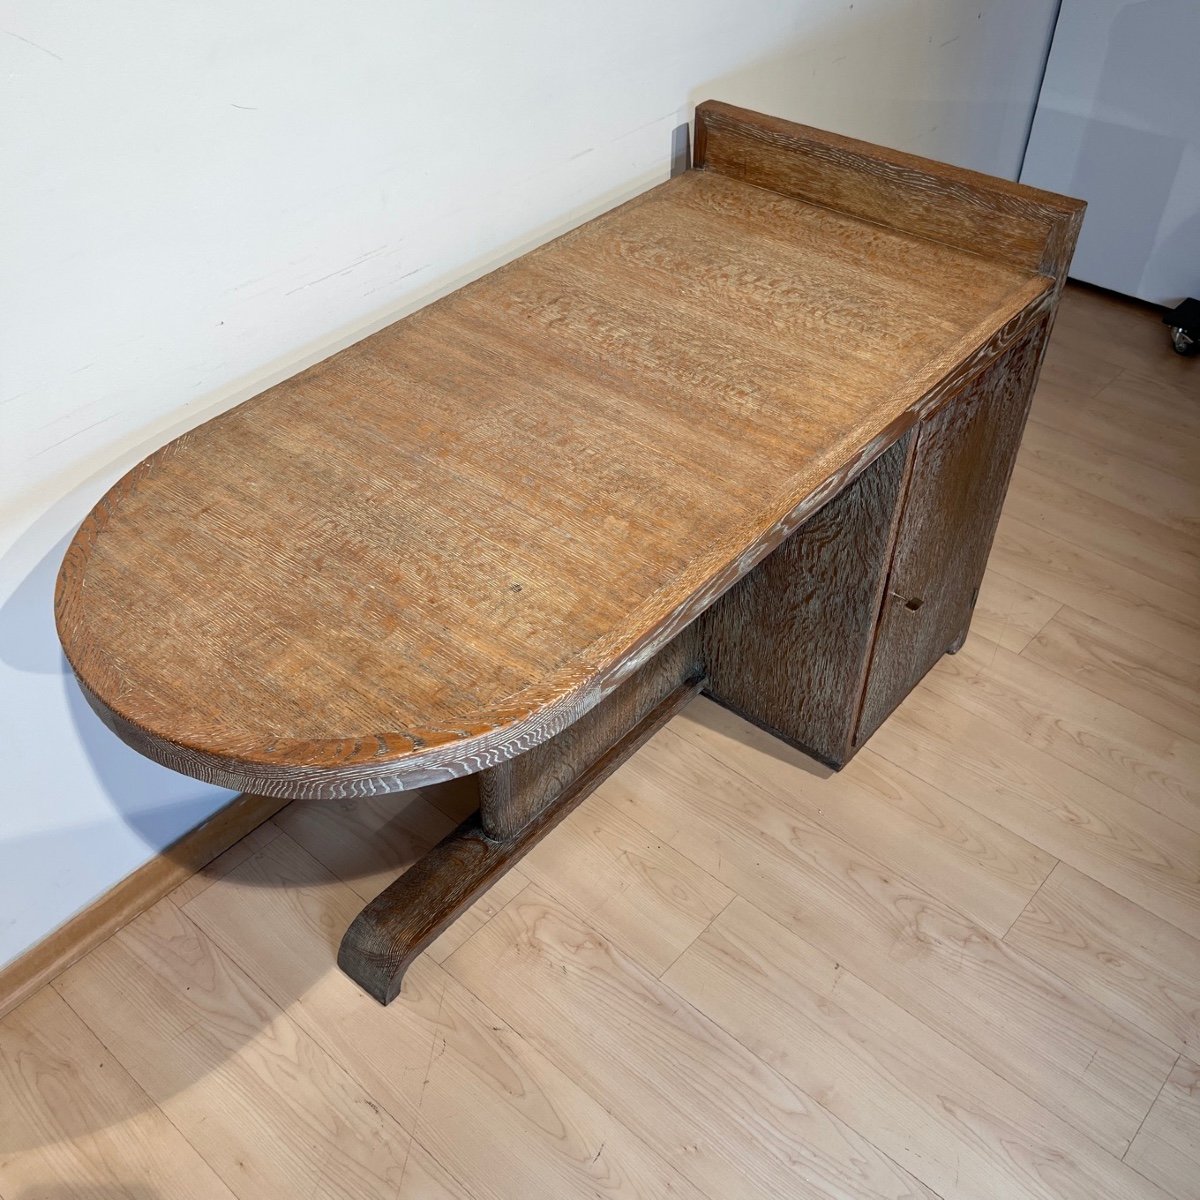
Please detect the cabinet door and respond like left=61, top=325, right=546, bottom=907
left=855, top=325, right=1045, bottom=745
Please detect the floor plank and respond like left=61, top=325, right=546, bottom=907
left=515, top=790, right=735, bottom=975
left=1000, top=465, right=1200, bottom=597
left=677, top=698, right=1056, bottom=937
left=927, top=636, right=1200, bottom=835
left=664, top=896, right=1173, bottom=1200
left=444, top=886, right=938, bottom=1200
left=168, top=819, right=283, bottom=908
left=1006, top=863, right=1200, bottom=1056
left=182, top=830, right=702, bottom=1200
left=52, top=900, right=420, bottom=1200
left=385, top=1140, right=472, bottom=1200
left=1034, top=332, right=1122, bottom=402
left=1015, top=419, right=1200, bottom=538
left=0, top=987, right=235, bottom=1200
left=971, top=568, right=1062, bottom=654
left=1022, top=607, right=1200, bottom=744
left=273, top=789, right=459, bottom=906
left=606, top=709, right=1177, bottom=1155
left=1048, top=284, right=1198, bottom=387
left=870, top=687, right=1200, bottom=941
left=1030, top=372, right=1200, bottom=483
left=989, top=517, right=1200, bottom=662
left=1124, top=1056, right=1200, bottom=1200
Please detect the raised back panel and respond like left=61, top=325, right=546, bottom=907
left=694, top=100, right=1084, bottom=283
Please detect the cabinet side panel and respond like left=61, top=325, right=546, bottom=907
left=698, top=431, right=913, bottom=767
left=855, top=322, right=1047, bottom=745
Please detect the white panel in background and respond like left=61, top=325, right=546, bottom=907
left=1021, top=0, right=1200, bottom=305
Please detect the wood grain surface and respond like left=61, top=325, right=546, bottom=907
left=446, top=887, right=939, bottom=1200
left=694, top=99, right=1085, bottom=282
left=54, top=103, right=1069, bottom=800
left=53, top=899, right=419, bottom=1199
left=1007, top=863, right=1200, bottom=1055
left=0, top=987, right=236, bottom=1198
left=671, top=698, right=1056, bottom=938
left=481, top=628, right=701, bottom=839
left=856, top=323, right=1047, bottom=742
left=699, top=430, right=913, bottom=767
left=607, top=708, right=1177, bottom=1155
left=661, top=897, right=1170, bottom=1200
left=1124, top=1056, right=1200, bottom=1199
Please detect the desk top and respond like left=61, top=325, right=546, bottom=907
left=56, top=103, right=1077, bottom=798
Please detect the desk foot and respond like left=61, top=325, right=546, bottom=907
left=338, top=670, right=705, bottom=1004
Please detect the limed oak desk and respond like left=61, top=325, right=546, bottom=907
left=56, top=103, right=1084, bottom=1004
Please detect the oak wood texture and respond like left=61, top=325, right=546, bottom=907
left=698, top=429, right=913, bottom=766
left=1125, top=1056, right=1200, bottom=1200
left=694, top=98, right=1085, bottom=282
left=856, top=323, right=1048, bottom=742
left=48, top=101, right=1082, bottom=1004
left=0, top=791, right=288, bottom=1022
left=480, top=628, right=701, bottom=840
left=54, top=104, right=1066, bottom=801
left=7, top=284, right=1198, bottom=1200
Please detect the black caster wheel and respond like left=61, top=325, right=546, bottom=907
left=1163, top=298, right=1200, bottom=356
left=1169, top=326, right=1197, bottom=356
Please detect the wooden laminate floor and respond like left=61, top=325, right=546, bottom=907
left=2, top=283, right=1198, bottom=1200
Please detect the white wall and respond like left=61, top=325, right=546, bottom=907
left=1, top=0, right=1058, bottom=970
left=1021, top=0, right=1200, bottom=305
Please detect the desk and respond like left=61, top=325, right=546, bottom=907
left=55, top=102, right=1083, bottom=1004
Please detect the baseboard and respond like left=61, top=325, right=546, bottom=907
left=0, top=791, right=289, bottom=1021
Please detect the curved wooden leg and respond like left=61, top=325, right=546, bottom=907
left=338, top=658, right=704, bottom=1004
left=338, top=810, right=497, bottom=1004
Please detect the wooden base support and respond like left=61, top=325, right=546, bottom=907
left=338, top=656, right=705, bottom=1004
